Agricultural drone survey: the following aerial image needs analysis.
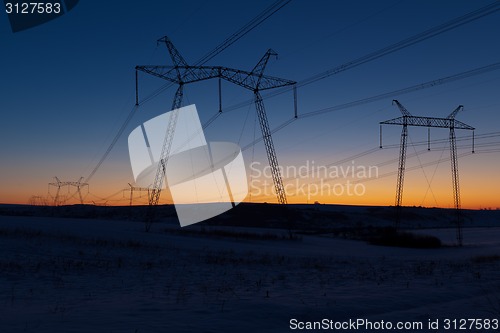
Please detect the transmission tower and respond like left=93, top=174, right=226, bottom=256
left=28, top=195, right=47, bottom=206
left=136, top=36, right=296, bottom=230
left=48, top=177, right=89, bottom=206
left=229, top=49, right=291, bottom=205
left=379, top=100, right=475, bottom=245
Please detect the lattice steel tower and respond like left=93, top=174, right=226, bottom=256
left=136, top=36, right=295, bottom=229
left=380, top=100, right=475, bottom=246
left=48, top=177, right=88, bottom=205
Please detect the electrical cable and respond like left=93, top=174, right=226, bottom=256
left=222, top=2, right=500, bottom=113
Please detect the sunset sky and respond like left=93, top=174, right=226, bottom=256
left=1, top=0, right=499, bottom=209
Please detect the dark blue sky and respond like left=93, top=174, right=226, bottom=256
left=1, top=1, right=499, bottom=207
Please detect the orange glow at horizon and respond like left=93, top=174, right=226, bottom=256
left=3, top=185, right=498, bottom=210
left=2, top=154, right=499, bottom=210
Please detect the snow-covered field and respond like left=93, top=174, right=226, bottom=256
left=1, top=209, right=500, bottom=332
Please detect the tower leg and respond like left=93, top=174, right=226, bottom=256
left=78, top=188, right=83, bottom=205
left=55, top=187, right=60, bottom=206
left=254, top=91, right=287, bottom=204
left=395, top=123, right=408, bottom=230
left=145, top=84, right=184, bottom=231
left=449, top=127, right=462, bottom=246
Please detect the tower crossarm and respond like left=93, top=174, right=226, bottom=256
left=380, top=116, right=475, bottom=130
left=48, top=177, right=62, bottom=187
left=135, top=65, right=219, bottom=84
left=128, top=183, right=151, bottom=192
left=219, top=67, right=295, bottom=91
left=135, top=65, right=295, bottom=90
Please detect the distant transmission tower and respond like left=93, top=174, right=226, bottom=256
left=28, top=195, right=47, bottom=206
left=48, top=177, right=89, bottom=206
left=379, top=100, right=475, bottom=246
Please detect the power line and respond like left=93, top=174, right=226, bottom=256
left=300, top=62, right=500, bottom=118
left=222, top=2, right=500, bottom=113
left=239, top=62, right=500, bottom=155
left=197, top=0, right=292, bottom=65
left=296, top=1, right=500, bottom=90
left=85, top=105, right=138, bottom=183
left=275, top=130, right=500, bottom=186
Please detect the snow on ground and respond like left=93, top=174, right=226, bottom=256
left=1, top=213, right=500, bottom=333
